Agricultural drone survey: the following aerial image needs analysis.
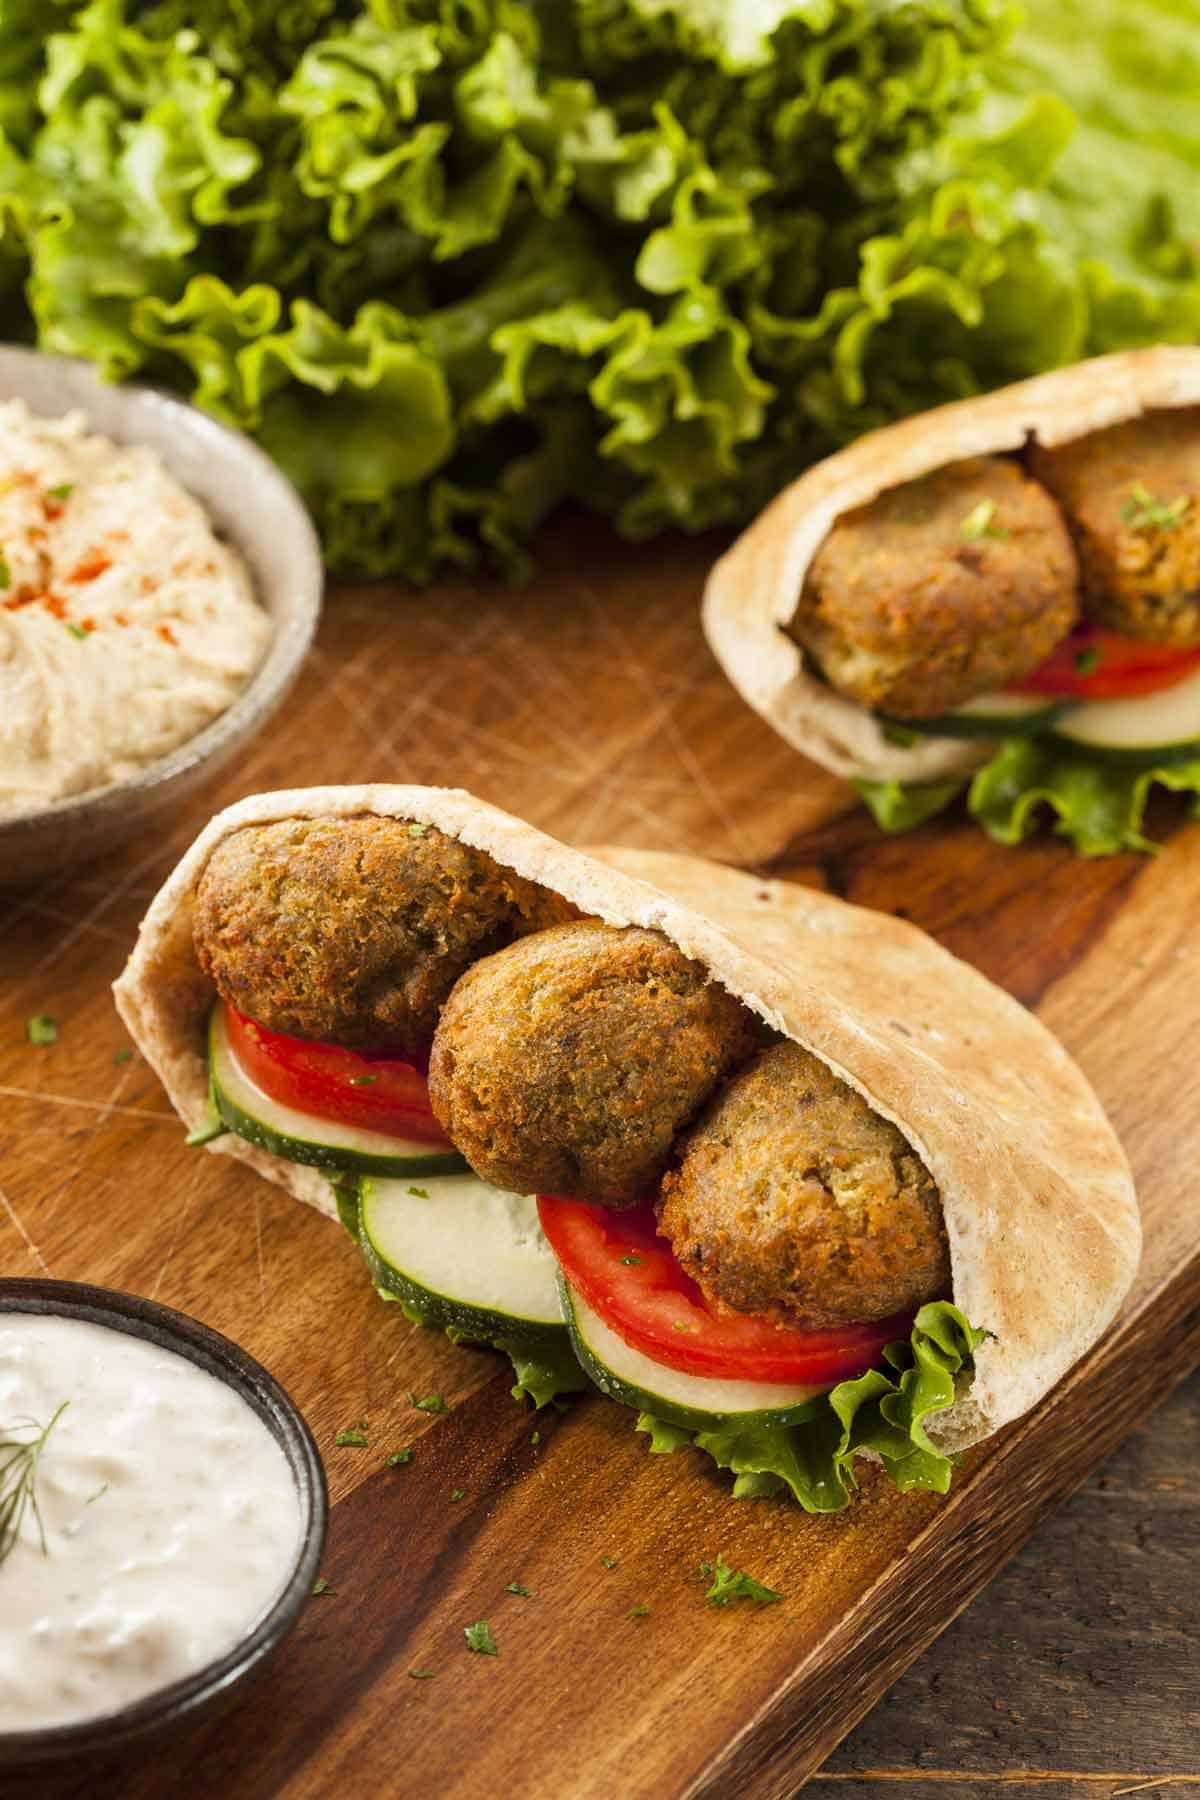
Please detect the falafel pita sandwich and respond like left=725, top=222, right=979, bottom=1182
left=114, top=784, right=1139, bottom=1505
left=702, top=347, right=1200, bottom=854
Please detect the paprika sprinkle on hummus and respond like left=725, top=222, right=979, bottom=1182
left=0, top=400, right=271, bottom=818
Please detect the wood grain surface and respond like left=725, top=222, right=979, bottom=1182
left=2, top=518, right=1199, bottom=1799
left=811, top=1369, right=1200, bottom=1800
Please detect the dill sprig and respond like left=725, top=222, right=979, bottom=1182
left=0, top=1402, right=68, bottom=1568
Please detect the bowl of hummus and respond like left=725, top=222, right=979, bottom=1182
left=0, top=348, right=322, bottom=884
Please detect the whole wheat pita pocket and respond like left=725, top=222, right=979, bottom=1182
left=113, top=784, right=1139, bottom=1452
left=703, top=345, right=1200, bottom=782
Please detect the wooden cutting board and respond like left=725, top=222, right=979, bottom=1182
left=4, top=518, right=1199, bottom=1800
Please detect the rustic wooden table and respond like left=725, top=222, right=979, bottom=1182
left=3, top=520, right=1198, bottom=1798
left=811, top=1369, right=1200, bottom=1799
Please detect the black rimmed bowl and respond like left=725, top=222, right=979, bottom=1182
left=0, top=1279, right=327, bottom=1774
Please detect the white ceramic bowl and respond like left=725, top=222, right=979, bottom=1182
left=0, top=348, right=323, bottom=885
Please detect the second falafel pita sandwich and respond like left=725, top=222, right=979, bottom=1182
left=114, top=784, right=1139, bottom=1510
left=703, top=347, right=1200, bottom=854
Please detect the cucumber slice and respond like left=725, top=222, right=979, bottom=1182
left=1047, top=664, right=1200, bottom=764
left=881, top=692, right=1072, bottom=742
left=561, top=1277, right=827, bottom=1433
left=208, top=1005, right=467, bottom=1178
left=360, top=1173, right=567, bottom=1345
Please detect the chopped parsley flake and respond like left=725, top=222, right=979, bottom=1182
left=46, top=483, right=74, bottom=502
left=348, top=1074, right=378, bottom=1087
left=311, top=1577, right=336, bottom=1597
left=407, top=1392, right=448, bottom=1414
left=530, top=1431, right=541, bottom=1446
left=671, top=1320, right=693, bottom=1333
left=335, top=1424, right=369, bottom=1448
left=386, top=1448, right=414, bottom=1467
left=1121, top=482, right=1191, bottom=531
left=0, top=554, right=9, bottom=590
left=27, top=1014, right=58, bottom=1046
left=408, top=1667, right=436, bottom=1680
left=65, top=623, right=88, bottom=640
left=113, top=1047, right=133, bottom=1065
left=960, top=498, right=1009, bottom=541
left=621, top=1254, right=642, bottom=1266
left=505, top=1582, right=532, bottom=1597
left=700, top=1555, right=783, bottom=1609
left=86, top=1482, right=109, bottom=1506
left=464, top=1619, right=498, bottom=1656
left=1074, top=646, right=1102, bottom=675
left=407, top=1186, right=430, bottom=1199
left=450, top=1488, right=466, bottom=1502
left=601, top=1556, right=617, bottom=1570
left=407, top=822, right=429, bottom=837
left=628, top=1605, right=651, bottom=1620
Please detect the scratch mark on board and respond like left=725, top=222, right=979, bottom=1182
left=148, top=1166, right=199, bottom=1303
left=0, top=1179, right=52, bottom=1276
left=0, top=1084, right=176, bottom=1121
left=254, top=1194, right=267, bottom=1315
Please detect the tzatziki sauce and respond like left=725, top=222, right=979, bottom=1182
left=0, top=1314, right=303, bottom=1733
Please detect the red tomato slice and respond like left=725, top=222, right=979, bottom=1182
left=224, top=1003, right=452, bottom=1145
left=537, top=1195, right=912, bottom=1386
left=1011, top=623, right=1200, bottom=701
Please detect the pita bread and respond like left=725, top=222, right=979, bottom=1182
left=703, top=346, right=1200, bottom=781
left=114, top=785, right=1140, bottom=1452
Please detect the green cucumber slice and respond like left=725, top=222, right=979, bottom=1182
left=1047, top=664, right=1200, bottom=764
left=881, top=692, right=1072, bottom=742
left=208, top=1005, right=467, bottom=1178
left=360, top=1173, right=567, bottom=1345
left=561, top=1277, right=827, bottom=1434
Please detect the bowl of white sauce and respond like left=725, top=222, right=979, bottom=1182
left=0, top=1279, right=326, bottom=1771
left=0, top=346, right=323, bottom=885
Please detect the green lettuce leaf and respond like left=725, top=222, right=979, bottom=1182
left=857, top=738, right=1200, bottom=856
left=637, top=1302, right=985, bottom=1512
left=967, top=740, right=1200, bottom=854
left=979, top=0, right=1200, bottom=345
left=500, top=1335, right=590, bottom=1409
left=854, top=775, right=967, bottom=834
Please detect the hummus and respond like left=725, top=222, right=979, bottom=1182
left=0, top=401, right=271, bottom=818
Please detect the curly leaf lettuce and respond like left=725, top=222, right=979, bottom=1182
left=0, top=0, right=1197, bottom=577
left=857, top=740, right=1200, bottom=855
left=968, top=740, right=1200, bottom=853
left=637, top=1302, right=985, bottom=1512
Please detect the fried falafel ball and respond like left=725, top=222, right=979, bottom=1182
left=192, top=816, right=574, bottom=1053
left=427, top=920, right=760, bottom=1208
left=658, top=1040, right=949, bottom=1329
left=1029, top=410, right=1200, bottom=646
left=789, top=455, right=1079, bottom=719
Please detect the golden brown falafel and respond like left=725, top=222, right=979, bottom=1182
left=790, top=455, right=1079, bottom=718
left=193, top=816, right=572, bottom=1052
left=658, top=1040, right=949, bottom=1328
left=1029, top=410, right=1200, bottom=645
left=427, top=920, right=759, bottom=1208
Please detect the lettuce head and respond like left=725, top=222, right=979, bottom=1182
left=0, top=0, right=1196, bottom=578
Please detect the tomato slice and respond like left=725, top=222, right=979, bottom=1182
left=224, top=1003, right=452, bottom=1145
left=1011, top=623, right=1200, bottom=701
left=537, top=1195, right=912, bottom=1386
